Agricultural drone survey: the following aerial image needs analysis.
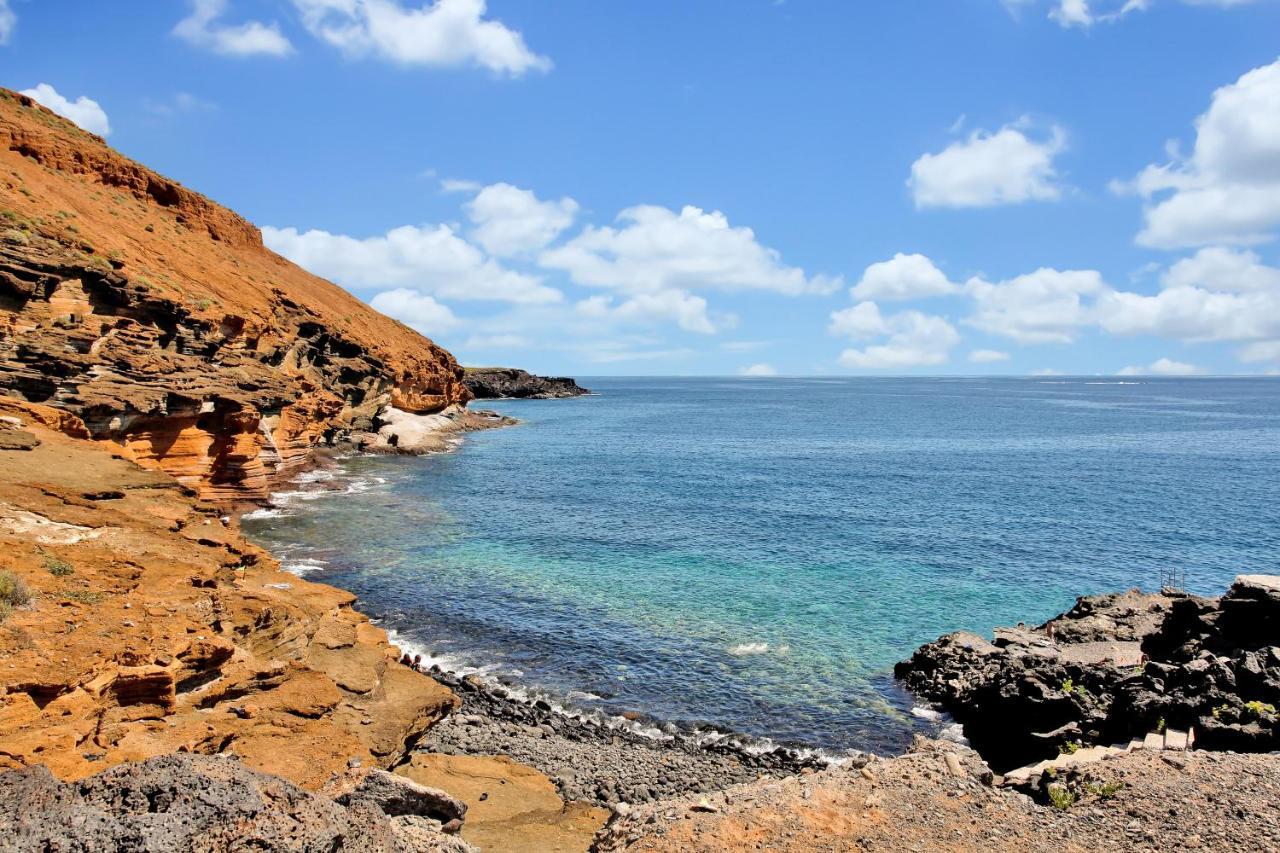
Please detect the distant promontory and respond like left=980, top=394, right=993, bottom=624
left=463, top=367, right=590, bottom=400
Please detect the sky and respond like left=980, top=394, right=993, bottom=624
left=3, top=0, right=1280, bottom=377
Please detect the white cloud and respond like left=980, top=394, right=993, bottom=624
left=1007, top=0, right=1262, bottom=29
left=739, top=363, right=778, bottom=377
left=965, top=268, right=1105, bottom=343
left=1030, top=368, right=1065, bottom=376
left=1097, top=248, right=1280, bottom=342
left=292, top=0, right=550, bottom=76
left=969, top=349, right=1011, bottom=363
left=852, top=253, right=958, bottom=301
left=369, top=288, right=459, bottom=334
left=263, top=223, right=562, bottom=304
left=464, top=183, right=578, bottom=257
left=464, top=333, right=531, bottom=349
left=174, top=0, right=293, bottom=57
left=909, top=121, right=1066, bottom=209
left=1117, top=357, right=1203, bottom=376
left=831, top=302, right=960, bottom=369
left=441, top=178, right=482, bottom=193
left=1124, top=58, right=1280, bottom=248
left=0, top=0, right=15, bottom=44
left=575, top=290, right=718, bottom=334
left=18, top=84, right=111, bottom=136
left=1239, top=340, right=1280, bottom=363
left=541, top=204, right=840, bottom=296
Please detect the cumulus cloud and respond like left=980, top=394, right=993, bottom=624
left=0, top=0, right=15, bottom=44
left=1097, top=247, right=1280, bottom=342
left=574, top=290, right=718, bottom=334
left=1117, top=357, right=1203, bottom=376
left=19, top=84, right=110, bottom=136
left=969, top=349, right=1011, bottom=363
left=965, top=268, right=1106, bottom=343
left=368, top=288, right=459, bottom=334
left=263, top=223, right=562, bottom=304
left=541, top=204, right=840, bottom=296
left=174, top=0, right=293, bottom=57
left=830, top=301, right=960, bottom=369
left=852, top=253, right=958, bottom=301
left=1121, top=58, right=1280, bottom=248
left=292, top=0, right=550, bottom=76
left=739, top=363, right=778, bottom=377
left=464, top=183, right=578, bottom=257
left=909, top=120, right=1066, bottom=209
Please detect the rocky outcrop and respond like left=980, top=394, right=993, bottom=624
left=0, top=402, right=456, bottom=789
left=463, top=367, right=589, bottom=399
left=896, top=580, right=1280, bottom=771
left=0, top=754, right=473, bottom=852
left=0, top=88, right=469, bottom=502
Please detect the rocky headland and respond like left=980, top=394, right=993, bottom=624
left=463, top=367, right=589, bottom=399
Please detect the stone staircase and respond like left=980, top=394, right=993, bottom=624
left=1001, top=727, right=1195, bottom=786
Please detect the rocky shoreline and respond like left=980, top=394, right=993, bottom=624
left=413, top=666, right=841, bottom=809
left=895, top=577, right=1280, bottom=772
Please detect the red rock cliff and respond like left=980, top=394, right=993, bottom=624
left=0, top=89, right=470, bottom=501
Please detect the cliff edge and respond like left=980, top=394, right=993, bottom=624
left=0, top=88, right=469, bottom=502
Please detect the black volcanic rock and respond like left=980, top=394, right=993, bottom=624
left=896, top=579, right=1280, bottom=771
left=462, top=367, right=589, bottom=399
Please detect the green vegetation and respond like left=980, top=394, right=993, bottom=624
left=1046, top=784, right=1077, bottom=811
left=1155, top=716, right=1167, bottom=733
left=1059, top=741, right=1081, bottom=755
left=2, top=228, right=29, bottom=245
left=40, top=550, right=74, bottom=577
left=0, top=570, right=32, bottom=622
left=1243, top=701, right=1277, bottom=719
left=1085, top=780, right=1125, bottom=799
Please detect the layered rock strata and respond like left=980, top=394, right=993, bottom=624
left=0, top=401, right=456, bottom=790
left=0, top=88, right=469, bottom=502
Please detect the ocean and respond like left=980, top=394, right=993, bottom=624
left=242, top=376, right=1280, bottom=757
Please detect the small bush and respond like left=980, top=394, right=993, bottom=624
left=1046, top=783, right=1077, bottom=811
left=1059, top=741, right=1081, bottom=756
left=0, top=571, right=31, bottom=621
left=2, top=227, right=29, bottom=245
left=1085, top=781, right=1125, bottom=799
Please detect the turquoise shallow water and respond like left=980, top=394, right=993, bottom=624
left=243, top=377, right=1280, bottom=755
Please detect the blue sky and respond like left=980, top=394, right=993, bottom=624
left=3, top=0, right=1280, bottom=376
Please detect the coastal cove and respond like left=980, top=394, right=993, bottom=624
left=242, top=376, right=1280, bottom=758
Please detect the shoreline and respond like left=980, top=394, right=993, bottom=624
left=239, top=410, right=867, bottom=809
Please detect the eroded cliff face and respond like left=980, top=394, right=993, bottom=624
left=0, top=401, right=457, bottom=790
left=0, top=88, right=469, bottom=501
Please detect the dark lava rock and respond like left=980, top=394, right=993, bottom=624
left=0, top=753, right=472, bottom=852
left=896, top=578, right=1280, bottom=771
left=462, top=367, right=589, bottom=399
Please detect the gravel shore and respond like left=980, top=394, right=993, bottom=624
left=415, top=668, right=844, bottom=808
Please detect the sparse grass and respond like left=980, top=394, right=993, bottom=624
left=2, top=228, right=29, bottom=245
left=1059, top=741, right=1081, bottom=755
left=1085, top=781, right=1125, bottom=799
left=40, top=550, right=74, bottom=577
left=194, top=298, right=212, bottom=311
left=0, top=570, right=32, bottom=622
left=60, top=589, right=102, bottom=606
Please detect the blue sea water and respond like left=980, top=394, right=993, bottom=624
left=242, top=377, right=1280, bottom=756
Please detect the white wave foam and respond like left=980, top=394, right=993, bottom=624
left=939, top=722, right=969, bottom=745
left=241, top=507, right=284, bottom=520
left=728, top=642, right=770, bottom=656
left=910, top=705, right=942, bottom=721
left=281, top=557, right=327, bottom=576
